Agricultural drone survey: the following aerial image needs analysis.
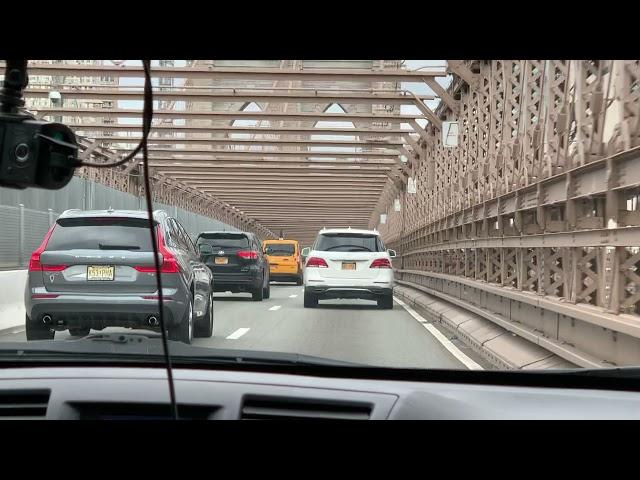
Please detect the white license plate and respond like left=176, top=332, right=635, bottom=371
left=215, top=257, right=228, bottom=265
left=342, top=262, right=357, bottom=270
left=87, top=265, right=115, bottom=281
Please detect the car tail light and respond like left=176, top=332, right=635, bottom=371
left=41, top=264, right=68, bottom=271
left=370, top=258, right=392, bottom=269
left=134, top=227, right=179, bottom=273
left=29, top=224, right=57, bottom=272
left=237, top=250, right=259, bottom=260
left=306, top=257, right=328, bottom=268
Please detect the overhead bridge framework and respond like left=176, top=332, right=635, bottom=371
left=20, top=60, right=640, bottom=368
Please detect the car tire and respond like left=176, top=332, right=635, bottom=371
left=194, top=292, right=214, bottom=338
left=168, top=299, right=193, bottom=344
left=252, top=280, right=264, bottom=301
left=377, top=294, right=394, bottom=310
left=296, top=274, right=303, bottom=286
left=303, top=291, right=318, bottom=308
left=69, top=328, right=91, bottom=337
left=25, top=314, right=54, bottom=340
left=263, top=272, right=271, bottom=299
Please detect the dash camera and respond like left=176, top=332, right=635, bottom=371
left=0, top=60, right=78, bottom=190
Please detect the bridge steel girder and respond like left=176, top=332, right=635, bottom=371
left=36, top=107, right=425, bottom=124
left=21, top=63, right=447, bottom=82
left=65, top=123, right=412, bottom=137
left=24, top=87, right=435, bottom=105
left=91, top=136, right=406, bottom=150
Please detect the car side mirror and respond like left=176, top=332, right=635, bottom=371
left=198, top=244, right=213, bottom=255
left=387, top=249, right=397, bottom=258
left=301, top=247, right=311, bottom=257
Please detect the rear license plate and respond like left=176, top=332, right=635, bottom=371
left=215, top=257, right=228, bottom=265
left=342, top=262, right=357, bottom=270
left=87, top=265, right=115, bottom=281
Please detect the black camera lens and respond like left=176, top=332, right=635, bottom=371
left=14, top=143, right=30, bottom=163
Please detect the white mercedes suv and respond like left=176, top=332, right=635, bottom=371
left=301, top=228, right=396, bottom=309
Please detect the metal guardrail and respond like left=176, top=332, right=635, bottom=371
left=0, top=205, right=59, bottom=270
left=394, top=269, right=640, bottom=368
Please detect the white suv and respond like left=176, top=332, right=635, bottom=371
left=301, top=228, right=396, bottom=309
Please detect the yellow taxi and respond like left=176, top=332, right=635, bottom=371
left=262, top=238, right=303, bottom=285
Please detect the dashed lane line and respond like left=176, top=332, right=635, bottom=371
left=226, top=328, right=250, bottom=340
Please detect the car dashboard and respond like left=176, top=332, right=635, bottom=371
left=1, top=366, right=640, bottom=419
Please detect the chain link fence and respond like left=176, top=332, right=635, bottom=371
left=0, top=177, right=238, bottom=270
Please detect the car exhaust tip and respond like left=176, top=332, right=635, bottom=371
left=148, top=316, right=159, bottom=327
left=42, top=314, right=52, bottom=325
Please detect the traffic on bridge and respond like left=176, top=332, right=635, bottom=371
left=0, top=59, right=639, bottom=420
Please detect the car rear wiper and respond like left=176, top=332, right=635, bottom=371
left=99, top=243, right=141, bottom=250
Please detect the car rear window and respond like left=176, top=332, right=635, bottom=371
left=264, top=243, right=296, bottom=256
left=46, top=217, right=155, bottom=251
left=315, top=233, right=383, bottom=252
left=197, top=233, right=249, bottom=249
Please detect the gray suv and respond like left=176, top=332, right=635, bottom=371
left=24, top=209, right=214, bottom=344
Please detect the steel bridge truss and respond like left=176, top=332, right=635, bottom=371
left=376, top=60, right=640, bottom=367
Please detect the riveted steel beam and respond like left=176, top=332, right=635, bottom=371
left=37, top=107, right=424, bottom=123
left=24, top=87, right=435, bottom=105
left=21, top=63, right=447, bottom=82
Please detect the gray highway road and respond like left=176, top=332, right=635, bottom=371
left=0, top=283, right=480, bottom=369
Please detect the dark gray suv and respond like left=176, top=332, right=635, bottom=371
left=24, top=209, right=214, bottom=344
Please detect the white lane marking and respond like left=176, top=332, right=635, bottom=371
left=269, top=305, right=282, bottom=311
left=226, top=327, right=250, bottom=340
left=393, top=296, right=484, bottom=371
left=289, top=294, right=298, bottom=298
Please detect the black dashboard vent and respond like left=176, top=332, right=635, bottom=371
left=241, top=395, right=372, bottom=420
left=0, top=390, right=50, bottom=419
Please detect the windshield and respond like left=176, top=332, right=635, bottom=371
left=264, top=243, right=296, bottom=256
left=1, top=58, right=639, bottom=381
left=47, top=218, right=155, bottom=251
left=315, top=233, right=384, bottom=252
left=197, top=234, right=249, bottom=249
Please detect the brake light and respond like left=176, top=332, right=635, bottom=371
left=306, top=257, right=328, bottom=268
left=370, top=258, right=392, bottom=269
left=134, top=227, right=179, bottom=273
left=29, top=223, right=57, bottom=271
left=237, top=250, right=259, bottom=260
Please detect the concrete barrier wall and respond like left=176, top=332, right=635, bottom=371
left=0, top=270, right=27, bottom=333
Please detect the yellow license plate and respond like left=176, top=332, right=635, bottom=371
left=215, top=257, right=228, bottom=265
left=87, top=265, right=115, bottom=281
left=342, top=262, right=357, bottom=270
